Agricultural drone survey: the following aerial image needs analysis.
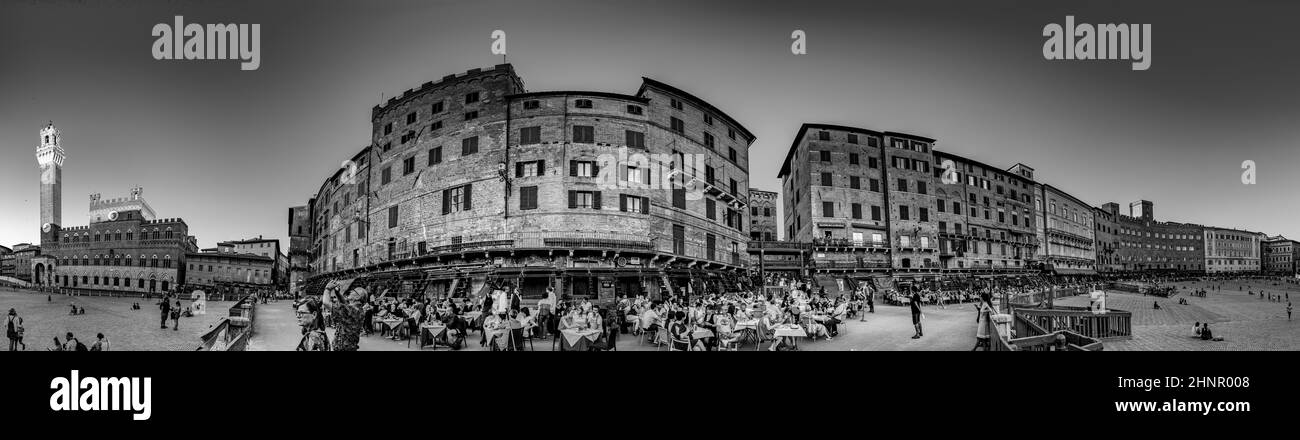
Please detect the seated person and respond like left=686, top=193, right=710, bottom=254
left=669, top=311, right=690, bottom=351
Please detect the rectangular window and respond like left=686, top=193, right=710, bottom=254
left=850, top=176, right=860, bottom=189
left=919, top=207, right=929, bottom=222
left=428, top=147, right=442, bottom=166
left=574, top=99, right=593, bottom=108
left=869, top=178, right=880, bottom=192
left=461, top=136, right=478, bottom=155
left=822, top=202, right=834, bottom=217
left=849, top=153, right=859, bottom=165
left=673, top=224, right=686, bottom=254
left=516, top=160, right=544, bottom=178
left=384, top=123, right=393, bottom=135
left=820, top=151, right=831, bottom=161
left=673, top=187, right=686, bottom=209
left=432, top=101, right=444, bottom=113
left=897, top=178, right=907, bottom=192
left=729, top=147, right=737, bottom=163
left=706, top=198, right=716, bottom=220
left=620, top=195, right=649, bottom=214
left=465, top=92, right=479, bottom=104
left=568, top=190, right=601, bottom=209
left=821, top=172, right=832, bottom=186
left=522, top=100, right=539, bottom=110
left=406, top=111, right=417, bottom=125
left=519, top=186, right=538, bottom=210
left=573, top=125, right=595, bottom=143
left=626, top=105, right=643, bottom=115
left=403, top=157, right=415, bottom=175
left=570, top=160, right=598, bottom=177
left=900, top=205, right=910, bottom=221
left=520, top=126, right=541, bottom=144
left=670, top=99, right=683, bottom=110
left=670, top=117, right=684, bottom=134
left=848, top=134, right=859, bottom=144
left=703, top=132, right=715, bottom=149
left=937, top=199, right=945, bottom=213
left=703, top=114, right=714, bottom=125
left=430, top=120, right=442, bottom=131
left=388, top=206, right=399, bottom=228
left=625, top=130, right=645, bottom=148
left=818, top=131, right=830, bottom=141
left=381, top=166, right=392, bottom=185
left=442, top=184, right=472, bottom=214
left=917, top=181, right=927, bottom=195
left=464, top=111, right=478, bottom=121
left=852, top=203, right=862, bottom=219
left=868, top=157, right=878, bottom=169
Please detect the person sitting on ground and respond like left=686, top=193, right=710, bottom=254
left=48, top=336, right=63, bottom=351
left=1200, top=324, right=1223, bottom=341
left=90, top=333, right=110, bottom=351
left=1192, top=322, right=1201, bottom=337
left=1153, top=301, right=1160, bottom=310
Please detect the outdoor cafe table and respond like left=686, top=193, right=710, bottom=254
left=559, top=328, right=602, bottom=351
left=734, top=319, right=759, bottom=348
left=380, top=318, right=406, bottom=337
left=772, top=324, right=808, bottom=350
left=419, top=324, right=448, bottom=350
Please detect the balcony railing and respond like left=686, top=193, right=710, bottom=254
left=812, top=238, right=888, bottom=249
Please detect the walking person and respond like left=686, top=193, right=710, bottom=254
left=910, top=290, right=924, bottom=339
left=1288, top=302, right=1293, bottom=321
left=6, top=309, right=23, bottom=351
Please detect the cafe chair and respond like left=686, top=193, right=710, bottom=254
left=669, top=336, right=691, bottom=351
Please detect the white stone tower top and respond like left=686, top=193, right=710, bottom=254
left=36, top=121, right=66, bottom=168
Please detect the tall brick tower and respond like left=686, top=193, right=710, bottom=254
left=36, top=122, right=65, bottom=232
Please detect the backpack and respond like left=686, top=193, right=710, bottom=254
left=75, top=340, right=89, bottom=352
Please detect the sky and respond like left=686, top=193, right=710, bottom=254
left=1, top=0, right=1298, bottom=250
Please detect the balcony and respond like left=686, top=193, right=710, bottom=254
left=748, top=240, right=811, bottom=252
left=812, top=238, right=888, bottom=251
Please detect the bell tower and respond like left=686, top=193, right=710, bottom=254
left=36, top=121, right=65, bottom=232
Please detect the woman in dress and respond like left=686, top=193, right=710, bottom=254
left=322, top=285, right=368, bottom=351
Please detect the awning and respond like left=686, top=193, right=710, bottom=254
left=1052, top=268, right=1097, bottom=276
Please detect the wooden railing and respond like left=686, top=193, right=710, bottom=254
left=988, top=311, right=1105, bottom=351
left=197, top=294, right=257, bottom=351
left=1012, top=306, right=1132, bottom=341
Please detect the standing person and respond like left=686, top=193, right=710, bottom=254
left=6, top=309, right=23, bottom=351
left=321, top=285, right=367, bottom=351
left=1288, top=302, right=1293, bottom=321
left=171, top=300, right=182, bottom=331
left=509, top=287, right=522, bottom=314
left=158, top=296, right=171, bottom=329
left=295, top=299, right=330, bottom=351
left=972, top=294, right=993, bottom=351
left=910, top=290, right=924, bottom=339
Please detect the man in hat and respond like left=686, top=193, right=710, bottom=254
left=322, top=285, right=367, bottom=351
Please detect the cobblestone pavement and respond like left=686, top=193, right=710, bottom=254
left=0, top=289, right=232, bottom=351
left=1054, top=280, right=1299, bottom=351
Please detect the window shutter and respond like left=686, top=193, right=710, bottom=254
left=537, top=160, right=545, bottom=175
left=592, top=162, right=600, bottom=177
left=462, top=184, right=472, bottom=210
left=516, top=162, right=524, bottom=178
left=592, top=191, right=602, bottom=210
left=642, top=168, right=651, bottom=185
left=619, top=195, right=627, bottom=212
left=570, top=161, right=577, bottom=177
left=641, top=196, right=650, bottom=214
left=619, top=166, right=628, bottom=183
left=568, top=190, right=577, bottom=209
left=442, top=190, right=451, bottom=215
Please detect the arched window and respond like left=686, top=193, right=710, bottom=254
left=126, top=230, right=133, bottom=240
left=165, top=228, right=174, bottom=239
left=151, top=255, right=159, bottom=268
left=115, top=230, right=122, bottom=241
left=152, top=229, right=160, bottom=240
left=140, top=255, right=148, bottom=267
left=125, top=255, right=132, bottom=267
left=164, top=255, right=172, bottom=268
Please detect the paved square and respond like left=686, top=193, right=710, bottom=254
left=0, top=288, right=233, bottom=351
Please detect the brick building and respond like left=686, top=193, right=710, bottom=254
left=1262, top=236, right=1298, bottom=276
left=185, top=250, right=276, bottom=296
left=0, top=245, right=12, bottom=278
left=300, top=64, right=755, bottom=302
left=288, top=205, right=312, bottom=295
left=1203, top=227, right=1263, bottom=273
left=216, top=237, right=285, bottom=288
left=12, top=243, right=39, bottom=283
left=933, top=152, right=1039, bottom=274
left=1033, top=184, right=1096, bottom=275
left=748, top=188, right=779, bottom=241
left=1092, top=201, right=1205, bottom=273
